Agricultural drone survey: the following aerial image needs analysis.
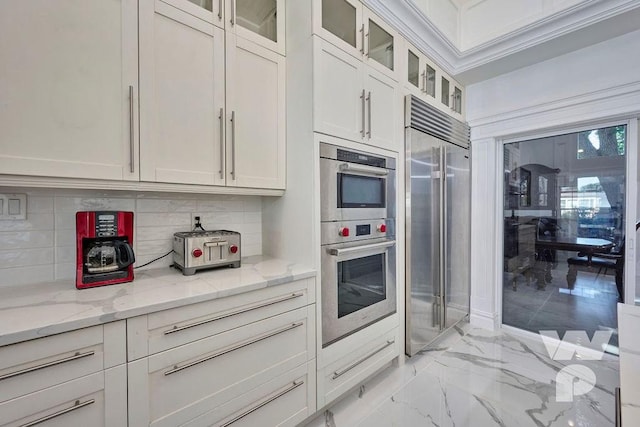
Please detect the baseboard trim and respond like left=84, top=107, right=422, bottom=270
left=470, top=309, right=499, bottom=330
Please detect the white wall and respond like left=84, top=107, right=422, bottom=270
left=465, top=29, right=640, bottom=329
left=0, top=188, right=263, bottom=287
left=460, top=0, right=585, bottom=50
left=412, top=0, right=460, bottom=46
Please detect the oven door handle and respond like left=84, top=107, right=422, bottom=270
left=339, top=163, right=389, bottom=176
left=328, top=241, right=395, bottom=257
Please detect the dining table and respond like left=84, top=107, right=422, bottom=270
left=533, top=236, right=614, bottom=289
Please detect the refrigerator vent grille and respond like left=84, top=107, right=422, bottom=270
left=407, top=96, right=470, bottom=149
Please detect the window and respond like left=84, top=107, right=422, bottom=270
left=577, top=126, right=626, bottom=159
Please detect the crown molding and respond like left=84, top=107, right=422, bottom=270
left=363, top=0, right=640, bottom=84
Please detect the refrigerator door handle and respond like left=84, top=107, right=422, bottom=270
left=440, top=146, right=447, bottom=329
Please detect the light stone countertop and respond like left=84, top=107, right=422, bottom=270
left=618, top=302, right=640, bottom=423
left=0, top=256, right=315, bottom=347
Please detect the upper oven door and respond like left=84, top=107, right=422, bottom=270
left=320, top=158, right=393, bottom=221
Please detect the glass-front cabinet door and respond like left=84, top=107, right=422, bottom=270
left=363, top=7, right=397, bottom=80
left=164, top=0, right=224, bottom=28
left=227, top=0, right=285, bottom=55
left=315, top=0, right=363, bottom=58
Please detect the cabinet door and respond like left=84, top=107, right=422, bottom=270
left=313, top=38, right=364, bottom=144
left=227, top=0, right=285, bottom=55
left=139, top=0, right=226, bottom=186
left=0, top=366, right=127, bottom=427
left=226, top=35, right=285, bottom=189
left=364, top=68, right=398, bottom=151
left=162, top=0, right=224, bottom=28
left=313, top=0, right=364, bottom=59
left=363, top=7, right=398, bottom=81
left=0, top=0, right=138, bottom=181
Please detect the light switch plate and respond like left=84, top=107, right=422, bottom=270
left=0, top=194, right=27, bottom=220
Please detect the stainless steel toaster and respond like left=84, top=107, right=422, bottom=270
left=173, top=230, right=241, bottom=275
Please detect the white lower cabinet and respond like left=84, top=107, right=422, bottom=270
left=128, top=306, right=314, bottom=426
left=185, top=360, right=316, bottom=427
left=317, top=319, right=399, bottom=408
left=0, top=365, right=127, bottom=427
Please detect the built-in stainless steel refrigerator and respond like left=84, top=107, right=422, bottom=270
left=405, top=95, right=471, bottom=356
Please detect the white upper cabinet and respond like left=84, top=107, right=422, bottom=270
left=0, top=0, right=139, bottom=181
left=139, top=0, right=226, bottom=186
left=401, top=40, right=465, bottom=120
left=226, top=34, right=286, bottom=189
left=164, top=0, right=225, bottom=28
left=313, top=38, right=398, bottom=152
left=227, top=0, right=286, bottom=56
left=314, top=40, right=364, bottom=144
left=313, top=0, right=398, bottom=81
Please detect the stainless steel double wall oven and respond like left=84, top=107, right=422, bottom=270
left=320, top=142, right=397, bottom=347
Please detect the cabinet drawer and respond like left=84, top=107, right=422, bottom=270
left=0, top=321, right=125, bottom=403
left=128, top=306, right=315, bottom=427
left=127, top=278, right=314, bottom=359
left=319, top=327, right=398, bottom=407
left=0, top=365, right=127, bottom=427
left=185, top=360, right=316, bottom=427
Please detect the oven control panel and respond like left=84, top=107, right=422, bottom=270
left=321, top=219, right=394, bottom=245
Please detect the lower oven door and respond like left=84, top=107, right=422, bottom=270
left=321, top=238, right=397, bottom=347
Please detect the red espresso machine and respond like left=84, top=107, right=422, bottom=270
left=76, top=211, right=135, bottom=289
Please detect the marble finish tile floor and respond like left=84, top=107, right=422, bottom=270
left=306, top=325, right=618, bottom=427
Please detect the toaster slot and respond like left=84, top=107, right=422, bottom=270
left=204, top=241, right=229, bottom=263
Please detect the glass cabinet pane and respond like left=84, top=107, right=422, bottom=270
left=408, top=50, right=419, bottom=88
left=453, top=87, right=462, bottom=113
left=236, top=0, right=277, bottom=42
left=426, top=65, right=436, bottom=97
left=368, top=19, right=393, bottom=70
left=322, top=0, right=357, bottom=48
left=187, top=0, right=212, bottom=11
left=441, top=77, right=450, bottom=107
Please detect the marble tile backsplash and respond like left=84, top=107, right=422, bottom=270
left=0, top=188, right=263, bottom=287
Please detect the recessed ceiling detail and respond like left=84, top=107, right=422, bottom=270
left=364, top=0, right=640, bottom=84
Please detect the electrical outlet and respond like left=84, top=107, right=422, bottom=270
left=0, top=193, right=27, bottom=220
left=191, top=213, right=204, bottom=231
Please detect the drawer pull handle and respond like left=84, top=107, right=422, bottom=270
left=164, top=292, right=304, bottom=335
left=220, top=379, right=305, bottom=427
left=0, top=350, right=95, bottom=382
left=331, top=339, right=395, bottom=380
left=20, top=399, right=95, bottom=427
left=165, top=322, right=304, bottom=376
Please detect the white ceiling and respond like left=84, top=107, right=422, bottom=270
left=364, top=0, right=640, bottom=84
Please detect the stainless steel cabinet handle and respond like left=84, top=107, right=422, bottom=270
left=20, top=399, right=95, bottom=427
left=331, top=340, right=395, bottom=379
left=328, top=240, right=395, bottom=257
left=365, top=31, right=369, bottom=57
left=129, top=85, right=135, bottom=173
left=0, top=350, right=95, bottom=382
left=218, top=0, right=222, bottom=20
left=218, top=107, right=224, bottom=178
left=164, top=292, right=304, bottom=335
left=230, top=0, right=235, bottom=25
left=360, top=89, right=366, bottom=138
left=359, top=24, right=365, bottom=54
left=339, top=162, right=388, bottom=176
left=230, top=110, right=236, bottom=179
left=220, top=380, right=305, bottom=427
left=164, top=322, right=304, bottom=376
left=366, top=91, right=372, bottom=139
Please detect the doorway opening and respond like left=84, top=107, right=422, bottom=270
left=502, top=124, right=627, bottom=343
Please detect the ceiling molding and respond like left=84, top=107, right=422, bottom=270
left=363, top=0, right=640, bottom=84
